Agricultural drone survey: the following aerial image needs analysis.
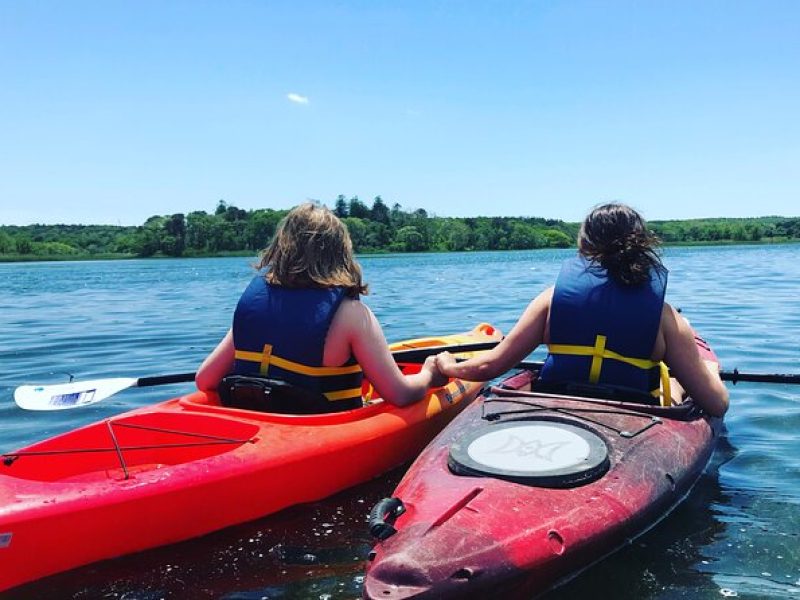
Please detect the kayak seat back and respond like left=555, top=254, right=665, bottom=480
left=532, top=379, right=660, bottom=406
left=218, top=374, right=362, bottom=414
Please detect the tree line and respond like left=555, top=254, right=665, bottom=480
left=1, top=196, right=799, bottom=261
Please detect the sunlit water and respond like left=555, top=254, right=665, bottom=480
left=1, top=246, right=799, bottom=599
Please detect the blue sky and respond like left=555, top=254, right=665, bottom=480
left=1, top=1, right=798, bottom=226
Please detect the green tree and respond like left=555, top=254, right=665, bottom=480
left=394, top=226, right=425, bottom=251
left=370, top=196, right=390, bottom=225
left=443, top=219, right=472, bottom=251
left=163, top=213, right=186, bottom=256
left=542, top=229, right=573, bottom=248
left=246, top=209, right=283, bottom=250
left=343, top=217, right=368, bottom=251
left=334, top=195, right=349, bottom=218
left=223, top=204, right=248, bottom=222
left=746, top=224, right=763, bottom=241
left=208, top=219, right=239, bottom=251
left=0, top=230, right=13, bottom=253
left=507, top=222, right=543, bottom=249
left=364, top=221, right=391, bottom=250
left=133, top=216, right=165, bottom=257
left=15, top=236, right=33, bottom=254
left=348, top=196, right=370, bottom=219
left=390, top=203, right=407, bottom=228
left=39, top=241, right=79, bottom=255
left=186, top=211, right=213, bottom=252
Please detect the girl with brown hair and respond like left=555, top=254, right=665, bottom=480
left=436, top=202, right=729, bottom=417
left=197, top=202, right=446, bottom=412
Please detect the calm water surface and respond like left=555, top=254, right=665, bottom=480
left=1, top=246, right=799, bottom=599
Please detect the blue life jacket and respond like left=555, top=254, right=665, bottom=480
left=538, top=255, right=668, bottom=400
left=232, top=277, right=363, bottom=410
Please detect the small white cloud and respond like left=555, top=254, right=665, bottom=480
left=287, top=93, right=309, bottom=105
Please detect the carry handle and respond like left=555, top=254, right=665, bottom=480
left=368, top=497, right=406, bottom=540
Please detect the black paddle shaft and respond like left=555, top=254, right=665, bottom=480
left=721, top=370, right=800, bottom=385
left=390, top=341, right=499, bottom=363
left=137, top=372, right=197, bottom=387
left=517, top=363, right=800, bottom=385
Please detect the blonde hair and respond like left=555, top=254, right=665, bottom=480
left=256, top=202, right=368, bottom=297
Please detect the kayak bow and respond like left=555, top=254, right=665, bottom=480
left=364, top=340, right=722, bottom=599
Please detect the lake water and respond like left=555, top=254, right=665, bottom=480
left=1, top=245, right=799, bottom=599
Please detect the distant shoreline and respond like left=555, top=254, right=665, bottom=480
left=3, top=202, right=799, bottom=262
left=2, top=238, right=799, bottom=264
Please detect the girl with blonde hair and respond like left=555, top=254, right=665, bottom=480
left=197, top=202, right=446, bottom=413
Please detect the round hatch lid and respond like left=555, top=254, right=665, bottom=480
left=448, top=419, right=609, bottom=488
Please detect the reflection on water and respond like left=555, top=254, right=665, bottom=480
left=549, top=433, right=737, bottom=599
left=11, top=468, right=405, bottom=600
left=2, top=245, right=800, bottom=598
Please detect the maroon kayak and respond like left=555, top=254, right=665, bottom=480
left=363, top=363, right=722, bottom=599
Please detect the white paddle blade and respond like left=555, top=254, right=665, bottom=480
left=13, top=378, right=138, bottom=410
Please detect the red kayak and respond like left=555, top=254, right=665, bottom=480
left=364, top=342, right=722, bottom=599
left=0, top=324, right=500, bottom=593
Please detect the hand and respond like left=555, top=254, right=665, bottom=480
left=434, top=351, right=458, bottom=377
left=422, top=355, right=449, bottom=388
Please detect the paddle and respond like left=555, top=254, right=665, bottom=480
left=13, top=340, right=500, bottom=411
left=13, top=373, right=197, bottom=411
left=515, top=362, right=800, bottom=385
left=719, top=369, right=800, bottom=385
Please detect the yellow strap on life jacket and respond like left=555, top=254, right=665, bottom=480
left=234, top=347, right=363, bottom=377
left=547, top=335, right=661, bottom=378
left=323, top=387, right=363, bottom=401
left=548, top=334, right=670, bottom=403
left=234, top=344, right=363, bottom=403
left=656, top=361, right=672, bottom=407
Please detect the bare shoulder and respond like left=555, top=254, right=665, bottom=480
left=523, top=285, right=553, bottom=318
left=660, top=302, right=679, bottom=326
left=328, top=297, right=377, bottom=344
left=325, top=297, right=374, bottom=365
left=334, top=297, right=373, bottom=329
left=661, top=302, right=696, bottom=342
left=652, top=303, right=682, bottom=361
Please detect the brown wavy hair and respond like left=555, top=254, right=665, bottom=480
left=578, top=203, right=664, bottom=286
left=256, top=202, right=368, bottom=297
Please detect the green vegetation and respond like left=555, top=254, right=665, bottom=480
left=649, top=216, right=800, bottom=243
left=1, top=197, right=799, bottom=262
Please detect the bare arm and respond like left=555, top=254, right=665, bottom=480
left=662, top=305, right=729, bottom=417
left=196, top=329, right=235, bottom=391
left=324, top=300, right=447, bottom=406
left=436, top=287, right=552, bottom=381
left=336, top=300, right=447, bottom=407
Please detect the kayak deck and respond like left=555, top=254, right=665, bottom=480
left=364, top=369, right=721, bottom=599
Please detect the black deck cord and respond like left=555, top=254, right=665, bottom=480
left=106, top=420, right=129, bottom=480
left=1, top=422, right=256, bottom=466
left=113, top=420, right=258, bottom=443
left=2, top=441, right=256, bottom=465
left=481, top=395, right=663, bottom=439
